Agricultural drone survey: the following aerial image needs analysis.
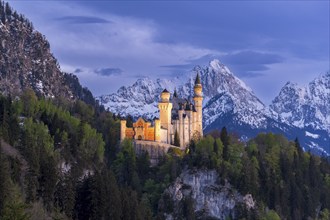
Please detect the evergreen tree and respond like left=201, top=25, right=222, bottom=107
left=220, top=127, right=230, bottom=161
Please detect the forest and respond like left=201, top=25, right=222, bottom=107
left=0, top=90, right=329, bottom=220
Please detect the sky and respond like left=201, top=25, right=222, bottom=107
left=7, top=0, right=330, bottom=104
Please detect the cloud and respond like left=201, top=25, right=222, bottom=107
left=94, top=68, right=123, bottom=76
left=159, top=54, right=219, bottom=75
left=223, top=50, right=284, bottom=65
left=74, top=68, right=83, bottom=73
left=244, top=72, right=265, bottom=78
left=220, top=50, right=285, bottom=78
left=47, top=9, right=218, bottom=83
left=56, top=16, right=111, bottom=24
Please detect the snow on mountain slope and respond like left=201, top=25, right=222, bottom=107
left=270, top=73, right=330, bottom=133
left=97, top=77, right=184, bottom=118
left=199, top=60, right=267, bottom=129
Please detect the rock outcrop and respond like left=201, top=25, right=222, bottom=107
left=161, top=169, right=255, bottom=219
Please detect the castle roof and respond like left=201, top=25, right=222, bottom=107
left=195, top=73, right=201, bottom=85
left=162, top=88, right=170, bottom=93
left=185, top=103, right=191, bottom=111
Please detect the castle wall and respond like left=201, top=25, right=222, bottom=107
left=146, top=127, right=155, bottom=141
left=160, top=128, right=168, bottom=143
left=125, top=128, right=134, bottom=139
left=154, top=119, right=161, bottom=142
left=134, top=140, right=183, bottom=165
left=183, top=117, right=190, bottom=146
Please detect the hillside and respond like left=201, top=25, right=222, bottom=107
left=1, top=91, right=330, bottom=219
left=0, top=1, right=95, bottom=105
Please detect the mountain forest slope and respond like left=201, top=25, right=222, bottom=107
left=0, top=1, right=95, bottom=105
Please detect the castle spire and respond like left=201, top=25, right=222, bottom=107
left=193, top=71, right=203, bottom=137
left=173, top=88, right=178, bottom=98
left=195, top=72, right=201, bottom=85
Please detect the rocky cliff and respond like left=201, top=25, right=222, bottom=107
left=161, top=169, right=255, bottom=219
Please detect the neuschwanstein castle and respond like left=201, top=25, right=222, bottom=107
left=120, top=73, right=203, bottom=148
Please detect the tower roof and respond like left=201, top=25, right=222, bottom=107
left=173, top=88, right=178, bottom=98
left=195, top=73, right=201, bottom=85
left=162, top=88, right=170, bottom=93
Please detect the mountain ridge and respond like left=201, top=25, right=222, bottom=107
left=97, top=60, right=330, bottom=155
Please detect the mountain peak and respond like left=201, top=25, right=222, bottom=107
left=271, top=72, right=330, bottom=134
left=209, top=59, right=231, bottom=75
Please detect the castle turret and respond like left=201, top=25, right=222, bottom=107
left=178, top=103, right=184, bottom=147
left=154, top=119, right=161, bottom=142
left=120, top=120, right=127, bottom=141
left=193, top=73, right=203, bottom=137
left=158, top=89, right=173, bottom=143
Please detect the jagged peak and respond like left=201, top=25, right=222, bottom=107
left=209, top=59, right=231, bottom=75
left=283, top=81, right=298, bottom=88
left=133, top=77, right=154, bottom=86
left=311, top=72, right=330, bottom=84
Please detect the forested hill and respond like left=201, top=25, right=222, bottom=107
left=0, top=92, right=329, bottom=219
left=0, top=1, right=95, bottom=105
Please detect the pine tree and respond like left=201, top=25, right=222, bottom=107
left=220, top=127, right=230, bottom=161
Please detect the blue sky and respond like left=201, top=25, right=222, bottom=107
left=7, top=0, right=329, bottom=104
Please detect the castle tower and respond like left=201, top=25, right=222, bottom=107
left=193, top=73, right=203, bottom=137
left=154, top=119, right=161, bottom=142
left=120, top=120, right=127, bottom=141
left=178, top=104, right=184, bottom=147
left=158, top=89, right=173, bottom=143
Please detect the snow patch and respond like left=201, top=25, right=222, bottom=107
left=305, top=131, right=319, bottom=139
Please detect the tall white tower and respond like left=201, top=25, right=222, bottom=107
left=158, top=89, right=173, bottom=143
left=193, top=73, right=203, bottom=137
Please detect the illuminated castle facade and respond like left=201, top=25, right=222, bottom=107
left=120, top=73, right=203, bottom=148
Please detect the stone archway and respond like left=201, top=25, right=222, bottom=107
left=138, top=135, right=142, bottom=140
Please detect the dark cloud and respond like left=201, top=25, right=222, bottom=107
left=222, top=51, right=284, bottom=65
left=220, top=51, right=285, bottom=78
left=95, top=68, right=123, bottom=76
left=159, top=54, right=218, bottom=75
left=56, top=16, right=111, bottom=24
left=74, top=68, right=83, bottom=73
left=159, top=63, right=192, bottom=69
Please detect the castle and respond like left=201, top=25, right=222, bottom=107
left=120, top=73, right=203, bottom=148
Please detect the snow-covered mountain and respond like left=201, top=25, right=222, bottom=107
left=97, top=60, right=330, bottom=156
left=270, top=73, right=330, bottom=133
left=99, top=60, right=268, bottom=128
left=98, top=77, right=182, bottom=119
left=198, top=60, right=268, bottom=130
left=269, top=73, right=330, bottom=155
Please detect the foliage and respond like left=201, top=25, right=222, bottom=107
left=0, top=85, right=330, bottom=220
left=185, top=130, right=330, bottom=219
